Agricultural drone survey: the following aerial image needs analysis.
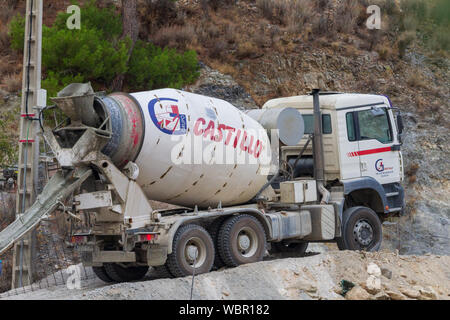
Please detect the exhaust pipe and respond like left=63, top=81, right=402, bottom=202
left=311, top=89, right=330, bottom=204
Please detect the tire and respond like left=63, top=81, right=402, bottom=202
left=92, top=266, right=114, bottom=283
left=217, top=214, right=266, bottom=267
left=270, top=241, right=308, bottom=256
left=165, top=224, right=215, bottom=278
left=337, top=206, right=382, bottom=251
left=104, top=263, right=149, bottom=282
left=152, top=265, right=173, bottom=279
left=207, top=217, right=228, bottom=269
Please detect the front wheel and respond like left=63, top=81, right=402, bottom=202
left=337, top=206, right=382, bottom=251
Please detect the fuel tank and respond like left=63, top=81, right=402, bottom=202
left=99, top=89, right=272, bottom=208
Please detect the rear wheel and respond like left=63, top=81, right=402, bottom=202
left=104, top=263, right=149, bottom=282
left=337, top=206, right=382, bottom=251
left=165, top=224, right=215, bottom=278
left=92, top=266, right=114, bottom=283
left=208, top=217, right=228, bottom=269
left=217, top=214, right=266, bottom=267
left=152, top=265, right=173, bottom=279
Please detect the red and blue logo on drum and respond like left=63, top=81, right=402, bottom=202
left=375, top=159, right=385, bottom=172
left=148, top=98, right=187, bottom=135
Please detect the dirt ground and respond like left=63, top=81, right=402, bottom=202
left=1, top=246, right=448, bottom=300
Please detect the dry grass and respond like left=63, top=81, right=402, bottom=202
left=312, top=15, right=330, bottom=37
left=335, top=1, right=364, bottom=34
left=331, top=41, right=341, bottom=51
left=0, top=29, right=9, bottom=50
left=407, top=73, right=426, bottom=89
left=0, top=2, right=15, bottom=28
left=209, top=61, right=237, bottom=79
left=223, top=23, right=237, bottom=45
left=3, top=73, right=21, bottom=92
left=376, top=44, right=393, bottom=61
left=196, top=22, right=221, bottom=48
left=236, top=41, right=258, bottom=59
left=406, top=162, right=419, bottom=183
left=257, top=0, right=313, bottom=32
left=151, top=24, right=196, bottom=50
left=0, top=57, right=16, bottom=77
left=209, top=40, right=227, bottom=60
left=253, top=25, right=267, bottom=49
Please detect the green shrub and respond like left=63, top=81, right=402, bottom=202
left=396, top=0, right=449, bottom=54
left=6, top=1, right=200, bottom=100
left=430, top=0, right=450, bottom=27
left=42, top=71, right=85, bottom=102
left=8, top=14, right=25, bottom=51
left=52, top=2, right=123, bottom=41
left=127, top=41, right=200, bottom=90
left=42, top=27, right=130, bottom=84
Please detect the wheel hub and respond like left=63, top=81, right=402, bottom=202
left=238, top=234, right=251, bottom=251
left=186, top=245, right=199, bottom=262
left=353, top=219, right=374, bottom=246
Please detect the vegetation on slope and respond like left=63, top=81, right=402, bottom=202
left=7, top=1, right=200, bottom=100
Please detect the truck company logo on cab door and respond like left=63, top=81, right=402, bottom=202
left=375, top=158, right=394, bottom=176
left=148, top=98, right=187, bottom=135
left=375, top=159, right=385, bottom=172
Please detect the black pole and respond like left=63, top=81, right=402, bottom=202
left=311, top=89, right=325, bottom=184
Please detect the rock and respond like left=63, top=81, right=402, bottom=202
left=372, top=291, right=390, bottom=300
left=418, top=287, right=438, bottom=300
left=289, top=280, right=317, bottom=293
left=362, top=278, right=381, bottom=295
left=345, top=286, right=372, bottom=300
left=381, top=267, right=392, bottom=279
left=367, top=263, right=381, bottom=276
left=400, top=287, right=421, bottom=299
left=385, top=290, right=407, bottom=300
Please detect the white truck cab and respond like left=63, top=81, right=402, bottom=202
left=263, top=92, right=405, bottom=217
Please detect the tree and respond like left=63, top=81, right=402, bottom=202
left=112, top=0, right=139, bottom=91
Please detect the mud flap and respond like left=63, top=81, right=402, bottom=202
left=146, top=245, right=168, bottom=267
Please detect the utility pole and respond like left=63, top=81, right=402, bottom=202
left=11, top=0, right=45, bottom=289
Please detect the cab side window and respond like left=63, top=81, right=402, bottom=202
left=357, top=108, right=392, bottom=144
left=346, top=112, right=356, bottom=141
left=302, top=114, right=332, bottom=134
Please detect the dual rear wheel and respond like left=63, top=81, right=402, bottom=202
left=93, top=264, right=149, bottom=283
left=165, top=214, right=267, bottom=277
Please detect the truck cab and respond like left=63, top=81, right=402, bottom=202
left=263, top=92, right=405, bottom=251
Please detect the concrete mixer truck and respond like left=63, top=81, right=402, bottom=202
left=0, top=83, right=406, bottom=282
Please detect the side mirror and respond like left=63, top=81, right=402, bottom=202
left=396, top=112, right=404, bottom=135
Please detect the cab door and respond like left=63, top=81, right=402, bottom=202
left=355, top=106, right=401, bottom=184
left=338, top=110, right=361, bottom=180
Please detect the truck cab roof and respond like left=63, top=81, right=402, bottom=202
left=262, top=93, right=390, bottom=111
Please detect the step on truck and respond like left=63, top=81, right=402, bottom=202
left=12, top=83, right=405, bottom=282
